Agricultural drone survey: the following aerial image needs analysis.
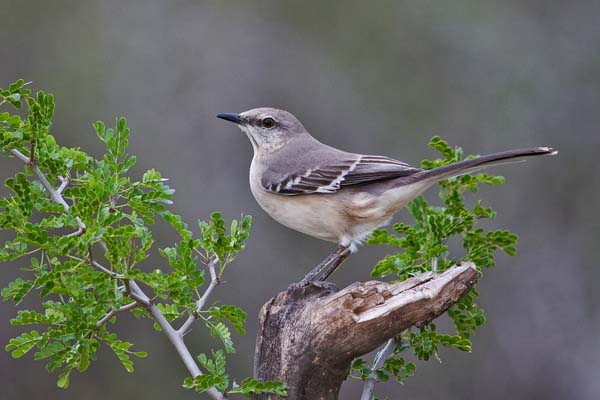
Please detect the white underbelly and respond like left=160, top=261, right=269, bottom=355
left=251, top=184, right=342, bottom=242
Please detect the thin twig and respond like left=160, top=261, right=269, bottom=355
left=66, top=227, right=84, bottom=238
left=33, top=163, right=70, bottom=209
left=96, top=302, right=139, bottom=328
left=178, top=257, right=219, bottom=335
left=9, top=148, right=86, bottom=232
left=360, top=338, right=396, bottom=400
left=9, top=148, right=30, bottom=163
left=91, top=259, right=125, bottom=279
left=57, top=175, right=69, bottom=194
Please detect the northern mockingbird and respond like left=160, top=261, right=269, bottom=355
left=217, top=108, right=557, bottom=283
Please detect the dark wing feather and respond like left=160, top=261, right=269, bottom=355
left=262, top=155, right=421, bottom=195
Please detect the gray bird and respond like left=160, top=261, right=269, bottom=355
left=217, top=108, right=557, bottom=283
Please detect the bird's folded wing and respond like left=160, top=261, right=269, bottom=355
left=262, top=155, right=421, bottom=195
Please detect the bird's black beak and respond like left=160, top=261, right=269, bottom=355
left=216, top=113, right=244, bottom=125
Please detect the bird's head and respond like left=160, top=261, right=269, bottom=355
left=217, top=108, right=307, bottom=154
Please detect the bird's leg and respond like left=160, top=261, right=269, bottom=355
left=293, top=245, right=351, bottom=288
left=317, top=246, right=352, bottom=281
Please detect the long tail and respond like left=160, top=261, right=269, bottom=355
left=415, top=146, right=558, bottom=182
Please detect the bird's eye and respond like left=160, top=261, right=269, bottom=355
left=261, top=117, right=275, bottom=129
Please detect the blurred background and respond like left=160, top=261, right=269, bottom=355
left=1, top=1, right=598, bottom=399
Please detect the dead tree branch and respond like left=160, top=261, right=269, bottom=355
left=253, top=263, right=479, bottom=400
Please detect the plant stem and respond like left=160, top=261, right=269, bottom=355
left=178, top=257, right=219, bottom=335
left=96, top=302, right=139, bottom=328
left=360, top=338, right=396, bottom=400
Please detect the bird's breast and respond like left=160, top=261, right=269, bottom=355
left=248, top=160, right=342, bottom=242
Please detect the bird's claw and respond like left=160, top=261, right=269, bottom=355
left=287, top=280, right=311, bottom=291
left=287, top=280, right=337, bottom=292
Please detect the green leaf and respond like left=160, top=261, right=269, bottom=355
left=156, top=303, right=180, bottom=322
left=34, top=340, right=67, bottom=360
left=102, top=333, right=145, bottom=373
left=11, top=310, right=51, bottom=325
left=427, top=135, right=457, bottom=161
left=8, top=79, right=25, bottom=92
left=8, top=93, right=21, bottom=103
left=1, top=277, right=34, bottom=303
left=229, top=378, right=288, bottom=397
left=57, top=368, right=71, bottom=389
left=182, top=374, right=227, bottom=393
left=207, top=321, right=235, bottom=353
left=161, top=211, right=192, bottom=242
left=350, top=357, right=372, bottom=380
left=209, top=305, right=247, bottom=335
left=380, top=357, right=416, bottom=382
left=194, top=350, right=228, bottom=391
left=5, top=330, right=42, bottom=358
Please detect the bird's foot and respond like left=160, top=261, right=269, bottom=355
left=287, top=280, right=309, bottom=291
left=287, top=279, right=337, bottom=292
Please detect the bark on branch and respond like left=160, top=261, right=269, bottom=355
left=253, top=263, right=479, bottom=400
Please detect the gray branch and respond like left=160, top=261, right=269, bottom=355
left=178, top=257, right=219, bottom=335
left=360, top=338, right=396, bottom=400
left=91, top=260, right=125, bottom=279
left=96, top=302, right=139, bottom=328
left=57, top=175, right=69, bottom=194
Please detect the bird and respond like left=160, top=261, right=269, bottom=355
left=217, top=107, right=557, bottom=284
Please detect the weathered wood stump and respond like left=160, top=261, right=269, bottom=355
left=253, top=263, right=479, bottom=400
